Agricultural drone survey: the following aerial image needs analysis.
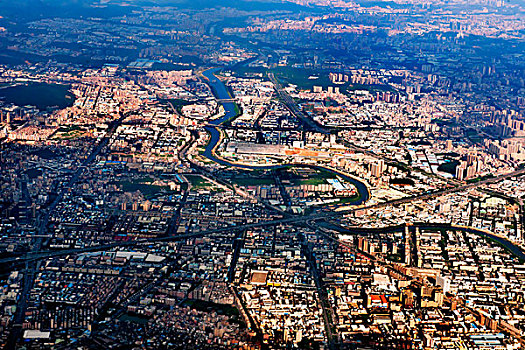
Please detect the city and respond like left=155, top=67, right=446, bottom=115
left=0, top=0, right=524, bottom=349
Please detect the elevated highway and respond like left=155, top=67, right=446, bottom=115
left=3, top=166, right=525, bottom=267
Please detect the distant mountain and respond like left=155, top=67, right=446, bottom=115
left=0, top=0, right=308, bottom=20
left=0, top=0, right=136, bottom=21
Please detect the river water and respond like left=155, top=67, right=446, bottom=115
left=201, top=68, right=370, bottom=205
left=201, top=69, right=525, bottom=257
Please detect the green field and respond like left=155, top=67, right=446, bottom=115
left=287, top=168, right=336, bottom=186
left=271, top=66, right=333, bottom=90
left=118, top=313, right=150, bottom=325
left=53, top=125, right=88, bottom=140
left=185, top=175, right=213, bottom=189
left=161, top=98, right=194, bottom=114
left=437, top=160, right=459, bottom=175
left=119, top=179, right=170, bottom=197
left=231, top=177, right=275, bottom=186
left=291, top=177, right=330, bottom=186
left=57, top=125, right=82, bottom=133
left=233, top=65, right=395, bottom=93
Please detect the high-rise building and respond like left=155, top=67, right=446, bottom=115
left=455, top=161, right=467, bottom=181
left=436, top=276, right=451, bottom=293
left=467, top=152, right=477, bottom=164
left=371, top=160, right=384, bottom=178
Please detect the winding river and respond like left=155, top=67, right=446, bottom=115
left=200, top=68, right=370, bottom=205
left=199, top=69, right=525, bottom=260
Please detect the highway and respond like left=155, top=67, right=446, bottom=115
left=5, top=113, right=129, bottom=348
left=3, top=164, right=525, bottom=269
left=272, top=169, right=292, bottom=209
left=268, top=72, right=329, bottom=135
left=270, top=70, right=463, bottom=189
left=300, top=231, right=339, bottom=349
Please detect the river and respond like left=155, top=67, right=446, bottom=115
left=200, top=68, right=370, bottom=205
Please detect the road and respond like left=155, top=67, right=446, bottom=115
left=5, top=113, right=128, bottom=348
left=300, top=231, right=339, bottom=349
left=268, top=73, right=328, bottom=134
left=272, top=169, right=292, bottom=209
left=3, top=164, right=525, bottom=269
left=227, top=230, right=245, bottom=283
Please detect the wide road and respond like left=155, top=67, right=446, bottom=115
left=5, top=113, right=128, bottom=348
left=268, top=72, right=328, bottom=134
left=3, top=165, right=525, bottom=267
